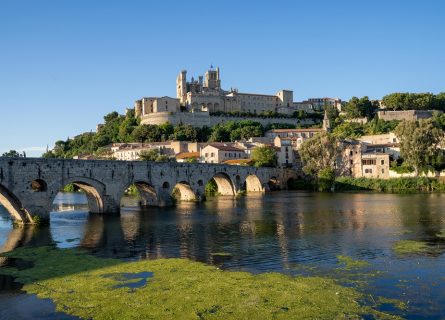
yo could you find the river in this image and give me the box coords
[0,191,444,319]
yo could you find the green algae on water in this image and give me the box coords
[0,247,400,320]
[393,240,429,254]
[337,255,370,270]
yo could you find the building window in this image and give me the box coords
[381,159,384,165]
[362,159,376,165]
[381,169,385,174]
[349,150,353,156]
[211,153,215,157]
[365,169,373,174]
[205,153,208,157]
[350,160,353,165]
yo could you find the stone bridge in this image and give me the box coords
[0,158,296,224]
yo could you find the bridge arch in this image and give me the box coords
[0,183,30,223]
[172,181,197,201]
[50,177,105,214]
[244,174,264,192]
[120,181,158,208]
[208,172,235,196]
[268,176,280,191]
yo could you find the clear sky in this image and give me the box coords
[1,0,444,156]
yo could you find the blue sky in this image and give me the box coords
[1,0,444,156]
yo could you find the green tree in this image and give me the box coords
[139,149,175,162]
[299,132,341,178]
[332,122,364,139]
[1,150,20,157]
[251,146,277,167]
[395,119,443,175]
[343,96,377,119]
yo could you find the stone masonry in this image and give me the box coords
[0,158,296,224]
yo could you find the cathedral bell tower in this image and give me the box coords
[323,109,331,132]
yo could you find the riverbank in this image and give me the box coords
[335,177,445,192]
[289,176,445,193]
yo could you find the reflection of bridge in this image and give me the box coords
[0,158,296,223]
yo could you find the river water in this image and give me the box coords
[0,191,445,319]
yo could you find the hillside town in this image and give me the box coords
[5,66,436,191]
[37,67,437,184]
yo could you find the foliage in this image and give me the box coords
[395,119,443,175]
[299,132,341,178]
[139,149,174,162]
[0,246,398,320]
[343,96,378,119]
[209,120,265,143]
[205,179,218,195]
[334,177,445,192]
[251,146,277,168]
[317,168,335,191]
[389,161,414,174]
[382,92,445,111]
[364,118,399,135]
[332,122,365,139]
[1,150,20,157]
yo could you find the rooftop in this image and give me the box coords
[206,143,244,152]
[176,152,200,160]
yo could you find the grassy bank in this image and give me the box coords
[0,247,399,319]
[335,177,445,192]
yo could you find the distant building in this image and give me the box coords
[273,137,294,168]
[134,66,324,127]
[111,141,199,161]
[200,143,247,164]
[265,128,323,139]
[343,140,391,179]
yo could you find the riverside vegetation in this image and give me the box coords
[0,246,401,320]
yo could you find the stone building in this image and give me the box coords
[343,140,390,179]
[200,143,247,164]
[135,67,321,127]
[265,128,323,139]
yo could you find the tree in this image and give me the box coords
[343,96,377,119]
[251,146,277,167]
[299,132,341,178]
[139,149,175,162]
[395,119,443,175]
[2,150,20,157]
[332,122,364,139]
[139,149,161,161]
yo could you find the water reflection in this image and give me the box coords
[0,192,445,318]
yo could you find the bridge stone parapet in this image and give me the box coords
[0,158,296,224]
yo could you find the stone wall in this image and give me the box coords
[377,110,439,121]
[140,111,317,127]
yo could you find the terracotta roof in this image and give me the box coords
[176,152,200,159]
[206,143,244,152]
[223,159,253,165]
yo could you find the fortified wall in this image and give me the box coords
[140,112,317,127]
[377,110,439,121]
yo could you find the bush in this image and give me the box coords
[334,177,445,192]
